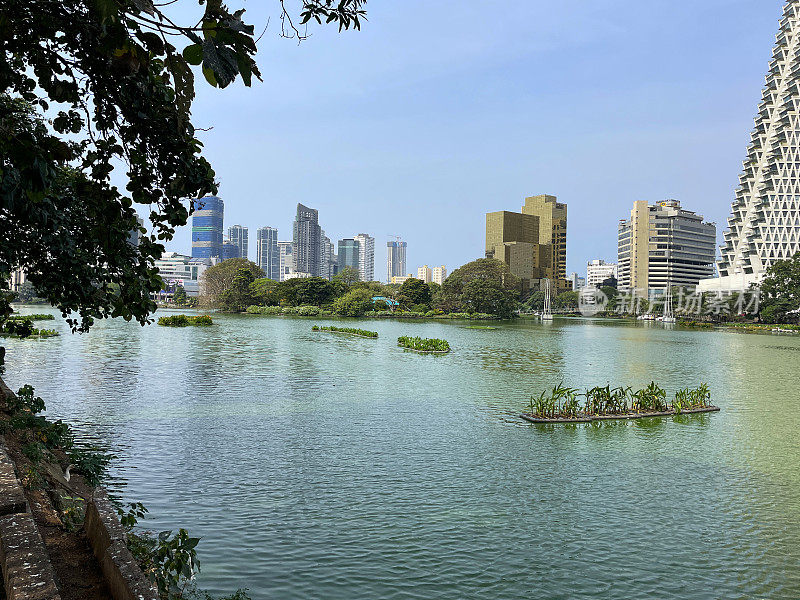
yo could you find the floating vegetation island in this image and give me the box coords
[7,314,55,321]
[312,325,378,338]
[465,325,498,330]
[157,314,213,327]
[1,317,59,338]
[521,383,719,423]
[397,336,451,354]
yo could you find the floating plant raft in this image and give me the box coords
[520,383,720,424]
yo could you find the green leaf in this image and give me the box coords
[182,43,203,66]
[201,66,218,87]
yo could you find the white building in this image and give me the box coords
[154,252,213,297]
[569,272,586,290]
[618,200,716,293]
[432,266,447,285]
[278,241,293,282]
[586,260,618,288]
[390,275,414,285]
[417,265,432,283]
[353,233,375,282]
[8,268,27,293]
[284,271,313,280]
[700,1,800,292]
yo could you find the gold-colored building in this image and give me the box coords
[485,194,569,293]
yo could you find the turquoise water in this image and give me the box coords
[4,308,800,599]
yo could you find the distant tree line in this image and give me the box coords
[200,258,523,319]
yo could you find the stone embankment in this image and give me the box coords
[0,378,158,600]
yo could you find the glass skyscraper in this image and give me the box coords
[257,227,280,280]
[192,196,224,259]
[337,238,361,276]
[387,240,407,282]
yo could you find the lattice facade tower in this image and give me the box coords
[710,0,800,290]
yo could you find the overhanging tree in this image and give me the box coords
[0,0,366,332]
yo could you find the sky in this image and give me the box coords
[155,0,784,280]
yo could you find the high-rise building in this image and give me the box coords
[521,194,568,290]
[569,272,586,290]
[432,266,447,285]
[293,203,321,277]
[319,231,336,280]
[192,196,224,259]
[353,233,375,282]
[228,225,249,260]
[699,1,800,292]
[417,265,432,283]
[618,200,716,293]
[387,240,407,282]
[278,241,293,282]
[586,260,618,288]
[486,194,570,293]
[337,239,361,276]
[256,227,280,281]
[222,240,240,260]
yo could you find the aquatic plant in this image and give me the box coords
[157,314,213,327]
[312,325,378,338]
[397,336,451,353]
[631,382,668,412]
[7,313,54,321]
[527,382,712,421]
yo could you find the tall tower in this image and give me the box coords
[228,225,249,260]
[292,203,321,276]
[353,233,375,282]
[387,239,407,282]
[192,196,224,259]
[256,227,279,280]
[707,1,800,291]
[521,194,568,290]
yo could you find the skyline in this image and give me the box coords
[153,0,783,277]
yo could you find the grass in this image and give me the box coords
[527,382,714,420]
[312,325,378,338]
[157,314,213,327]
[397,336,451,353]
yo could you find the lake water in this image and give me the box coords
[4,307,800,599]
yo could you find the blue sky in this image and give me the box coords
[158,0,783,279]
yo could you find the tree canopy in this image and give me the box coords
[200,258,263,306]
[1,0,366,332]
[437,259,521,318]
[759,252,800,323]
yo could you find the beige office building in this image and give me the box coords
[432,266,447,285]
[485,194,568,292]
[618,200,716,293]
[417,265,432,283]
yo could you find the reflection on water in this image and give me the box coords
[4,308,800,599]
